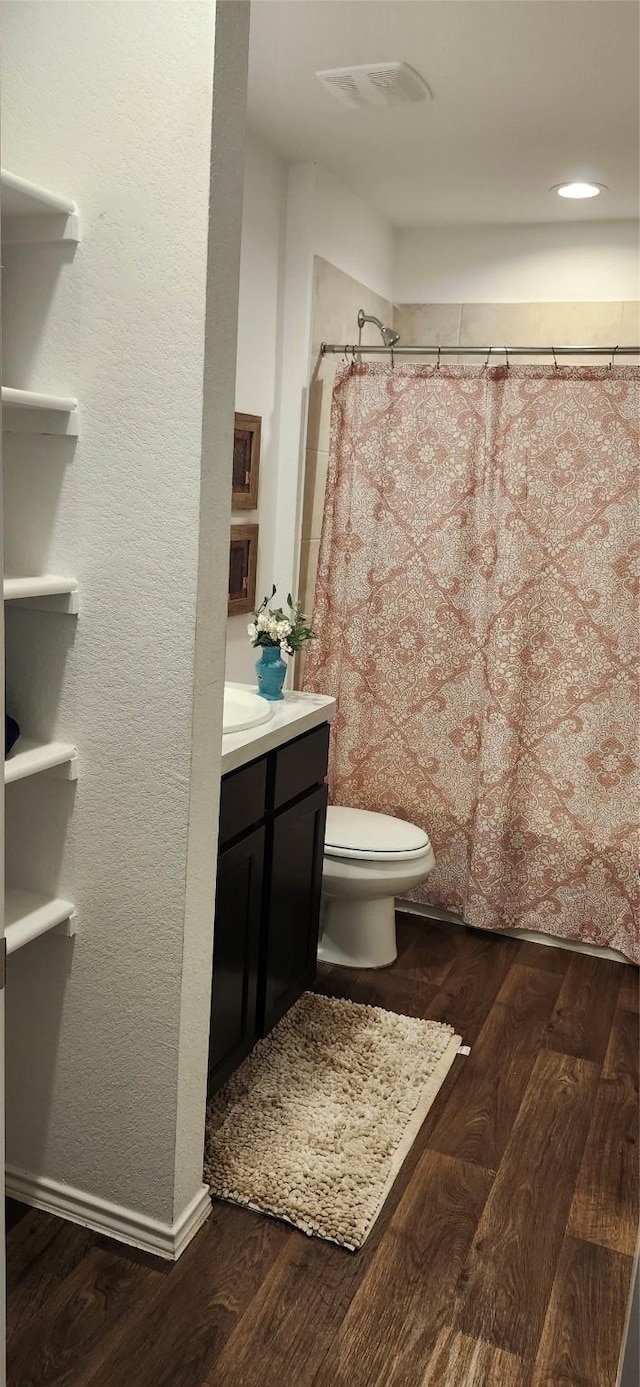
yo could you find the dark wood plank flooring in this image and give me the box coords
[6,915,638,1387]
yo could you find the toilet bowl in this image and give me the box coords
[319,806,436,969]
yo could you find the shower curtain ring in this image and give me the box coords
[504,346,509,370]
[436,346,441,372]
[483,346,492,372]
[552,346,558,370]
[609,345,619,370]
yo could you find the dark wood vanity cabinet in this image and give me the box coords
[207,722,329,1094]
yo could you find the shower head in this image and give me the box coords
[358,308,400,349]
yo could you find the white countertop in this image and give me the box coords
[221,684,336,775]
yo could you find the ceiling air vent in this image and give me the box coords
[316,62,431,110]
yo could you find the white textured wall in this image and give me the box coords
[226,132,287,684]
[2,0,248,1230]
[310,164,395,303]
[395,220,640,303]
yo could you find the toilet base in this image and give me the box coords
[318,895,397,969]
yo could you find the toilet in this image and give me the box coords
[319,806,436,969]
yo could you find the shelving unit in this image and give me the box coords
[2,167,80,999]
[1,169,80,243]
[5,890,76,954]
[4,737,78,785]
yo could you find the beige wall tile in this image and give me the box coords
[620,300,640,351]
[297,536,321,687]
[293,647,306,691]
[294,644,315,691]
[308,257,393,449]
[301,449,329,543]
[459,302,541,362]
[298,537,321,618]
[307,352,337,453]
[394,303,462,348]
[537,302,624,363]
[311,256,394,354]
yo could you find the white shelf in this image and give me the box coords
[1,170,75,217]
[4,574,78,605]
[5,737,78,785]
[1,169,80,242]
[4,574,79,612]
[5,889,76,954]
[2,386,79,436]
[2,386,77,412]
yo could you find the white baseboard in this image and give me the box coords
[397,899,633,965]
[5,1165,212,1261]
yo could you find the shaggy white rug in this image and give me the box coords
[204,991,461,1250]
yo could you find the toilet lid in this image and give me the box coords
[325,806,431,861]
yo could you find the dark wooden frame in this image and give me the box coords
[232,413,261,510]
[228,523,258,616]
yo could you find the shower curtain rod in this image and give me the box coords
[320,342,640,358]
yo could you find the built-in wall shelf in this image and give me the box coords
[2,386,79,437]
[1,169,80,243]
[4,575,79,613]
[5,889,77,954]
[5,737,78,785]
[2,387,77,412]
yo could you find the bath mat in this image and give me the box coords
[204,991,461,1250]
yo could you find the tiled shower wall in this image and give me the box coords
[297,262,638,684]
[397,300,640,360]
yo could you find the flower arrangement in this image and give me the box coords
[248,586,315,657]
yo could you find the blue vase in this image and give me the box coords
[256,644,287,701]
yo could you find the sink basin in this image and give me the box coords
[223,687,274,735]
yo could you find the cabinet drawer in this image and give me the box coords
[219,756,267,847]
[273,723,330,811]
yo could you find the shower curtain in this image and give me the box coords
[304,363,640,963]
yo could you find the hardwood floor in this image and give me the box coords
[5,916,638,1387]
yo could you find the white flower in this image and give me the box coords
[252,605,297,650]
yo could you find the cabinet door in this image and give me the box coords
[207,825,264,1093]
[260,783,328,1037]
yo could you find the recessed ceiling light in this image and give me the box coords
[552,181,607,199]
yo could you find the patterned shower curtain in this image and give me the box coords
[304,363,640,963]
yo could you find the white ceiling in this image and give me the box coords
[248,0,640,227]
